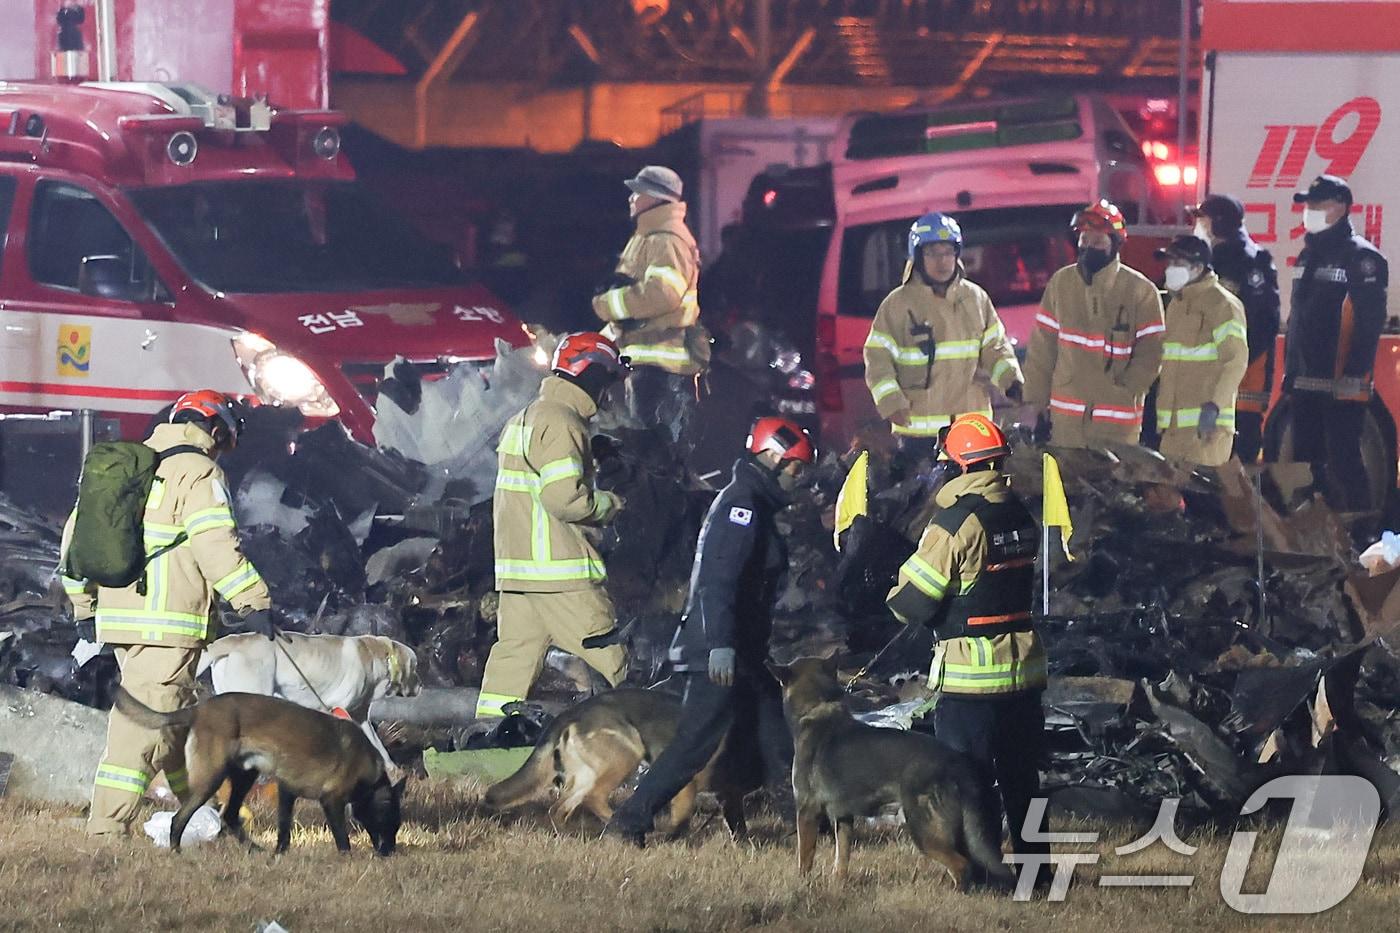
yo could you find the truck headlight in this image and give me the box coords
[232,333,340,417]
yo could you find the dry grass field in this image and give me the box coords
[3,780,1400,932]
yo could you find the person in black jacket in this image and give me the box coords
[602,417,816,847]
[1191,194,1281,463]
[1283,175,1388,509]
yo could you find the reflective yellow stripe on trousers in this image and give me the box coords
[94,763,150,795]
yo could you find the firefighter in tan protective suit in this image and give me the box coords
[475,333,630,720]
[1153,235,1249,467]
[864,212,1023,452]
[885,413,1049,887]
[61,390,274,836]
[1023,200,1166,449]
[592,166,709,450]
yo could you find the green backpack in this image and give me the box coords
[63,441,208,589]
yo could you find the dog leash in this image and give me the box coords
[843,623,920,693]
[271,637,337,715]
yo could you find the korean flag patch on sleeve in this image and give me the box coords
[728,506,753,526]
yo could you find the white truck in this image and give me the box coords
[1199,0,1400,507]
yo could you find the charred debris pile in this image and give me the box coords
[4,359,1400,821]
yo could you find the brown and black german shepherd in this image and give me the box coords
[769,657,1014,889]
[114,688,406,855]
[483,688,749,837]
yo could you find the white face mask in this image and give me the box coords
[1302,208,1332,234]
[1193,220,1212,242]
[1164,265,1194,292]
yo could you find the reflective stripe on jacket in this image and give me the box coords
[1156,273,1249,467]
[1023,258,1165,448]
[60,422,270,648]
[885,470,1047,697]
[493,376,619,592]
[863,272,1022,437]
[592,202,709,375]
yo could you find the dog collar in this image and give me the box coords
[387,648,400,689]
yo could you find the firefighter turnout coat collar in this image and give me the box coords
[61,422,270,648]
[1023,257,1166,448]
[863,272,1023,437]
[493,375,620,592]
[592,201,710,376]
[885,469,1046,697]
[1157,272,1249,467]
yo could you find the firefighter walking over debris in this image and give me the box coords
[863,212,1023,451]
[1283,174,1389,510]
[60,390,275,836]
[1023,200,1165,449]
[1190,194,1280,464]
[477,333,631,721]
[592,166,711,451]
[885,413,1050,885]
[1153,235,1249,468]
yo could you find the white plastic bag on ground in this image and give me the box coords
[70,638,102,668]
[1360,531,1400,575]
[853,699,928,731]
[143,805,221,847]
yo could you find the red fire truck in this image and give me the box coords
[0,3,528,444]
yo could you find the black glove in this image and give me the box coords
[581,628,622,650]
[1197,401,1220,439]
[1033,410,1053,445]
[593,272,637,297]
[591,434,623,462]
[242,608,280,641]
[1005,381,1024,403]
[581,618,636,650]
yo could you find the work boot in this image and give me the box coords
[600,818,647,849]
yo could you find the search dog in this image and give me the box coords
[114,687,405,855]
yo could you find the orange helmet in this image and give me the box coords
[939,413,1009,467]
[551,332,629,379]
[1072,199,1128,240]
[747,416,816,464]
[169,389,247,446]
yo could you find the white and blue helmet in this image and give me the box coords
[908,212,963,260]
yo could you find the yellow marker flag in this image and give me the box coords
[1042,452,1074,561]
[834,450,869,552]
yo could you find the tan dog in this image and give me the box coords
[113,688,406,855]
[484,688,749,836]
[200,633,420,777]
[769,657,1014,888]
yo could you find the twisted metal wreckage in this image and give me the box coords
[3,343,1400,825]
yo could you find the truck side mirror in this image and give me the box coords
[78,254,143,302]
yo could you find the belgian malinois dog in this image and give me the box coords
[769,657,1014,889]
[114,688,406,855]
[484,688,749,836]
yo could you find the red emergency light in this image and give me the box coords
[1153,162,1198,188]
